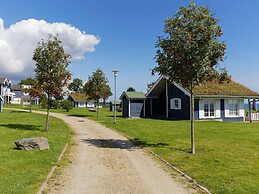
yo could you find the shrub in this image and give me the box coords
[61,100,73,112]
[51,100,61,109]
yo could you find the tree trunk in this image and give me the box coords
[190,90,195,154]
[96,99,99,118]
[45,97,50,132]
[29,96,32,113]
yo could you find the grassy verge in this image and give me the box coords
[10,105,259,193]
[0,109,71,194]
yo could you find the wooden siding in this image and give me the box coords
[151,90,166,116]
[167,83,190,120]
[122,96,129,117]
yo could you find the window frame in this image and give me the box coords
[170,98,181,110]
[203,100,216,118]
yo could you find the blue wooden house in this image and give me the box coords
[120,91,146,118]
[145,76,259,122]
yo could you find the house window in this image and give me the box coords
[170,98,181,110]
[229,100,238,116]
[204,100,215,117]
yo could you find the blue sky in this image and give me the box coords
[1,0,259,98]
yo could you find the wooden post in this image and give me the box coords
[248,99,252,123]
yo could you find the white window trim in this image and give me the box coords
[199,99,221,119]
[170,98,181,110]
[225,99,244,118]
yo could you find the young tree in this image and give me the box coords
[127,87,136,92]
[102,85,112,104]
[84,68,111,117]
[68,78,83,92]
[33,35,71,132]
[153,2,228,154]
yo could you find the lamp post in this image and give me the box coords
[112,70,119,124]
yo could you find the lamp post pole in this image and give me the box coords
[112,70,118,124]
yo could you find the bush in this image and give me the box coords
[61,100,73,112]
[40,99,48,109]
[51,100,61,109]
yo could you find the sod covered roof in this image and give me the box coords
[120,91,146,100]
[69,93,89,102]
[193,80,259,97]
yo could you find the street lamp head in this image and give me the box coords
[112,70,119,77]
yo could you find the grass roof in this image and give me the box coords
[123,91,146,99]
[69,93,89,102]
[193,80,259,97]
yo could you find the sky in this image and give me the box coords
[1,0,259,99]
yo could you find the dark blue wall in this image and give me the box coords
[145,99,151,117]
[167,83,190,120]
[194,99,199,120]
[152,90,166,116]
[122,96,129,117]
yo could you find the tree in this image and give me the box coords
[153,2,229,154]
[127,87,136,92]
[33,35,71,132]
[84,68,111,117]
[102,85,112,104]
[61,99,73,112]
[68,78,83,92]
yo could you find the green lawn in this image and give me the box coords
[0,109,71,194]
[34,106,258,194]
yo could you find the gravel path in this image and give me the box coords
[33,111,198,194]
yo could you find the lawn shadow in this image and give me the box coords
[81,138,140,150]
[131,138,169,147]
[10,110,29,114]
[107,115,123,118]
[0,124,42,131]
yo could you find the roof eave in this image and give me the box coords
[195,94,259,99]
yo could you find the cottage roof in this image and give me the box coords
[194,80,259,97]
[120,91,146,100]
[147,76,259,98]
[69,93,89,102]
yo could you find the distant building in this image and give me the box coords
[68,93,95,108]
[0,77,14,104]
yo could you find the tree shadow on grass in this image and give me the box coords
[10,110,30,114]
[0,124,42,131]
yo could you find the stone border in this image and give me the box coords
[37,144,68,194]
[145,147,211,194]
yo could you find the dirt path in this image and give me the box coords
[30,110,198,194]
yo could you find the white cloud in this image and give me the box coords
[0,18,100,77]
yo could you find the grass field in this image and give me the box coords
[8,105,259,193]
[0,109,71,194]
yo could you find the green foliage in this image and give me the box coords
[60,99,73,112]
[33,35,71,131]
[126,87,136,92]
[40,99,48,109]
[19,77,36,85]
[84,68,112,102]
[153,2,228,89]
[0,110,71,193]
[33,35,71,101]
[68,78,83,92]
[52,100,61,109]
